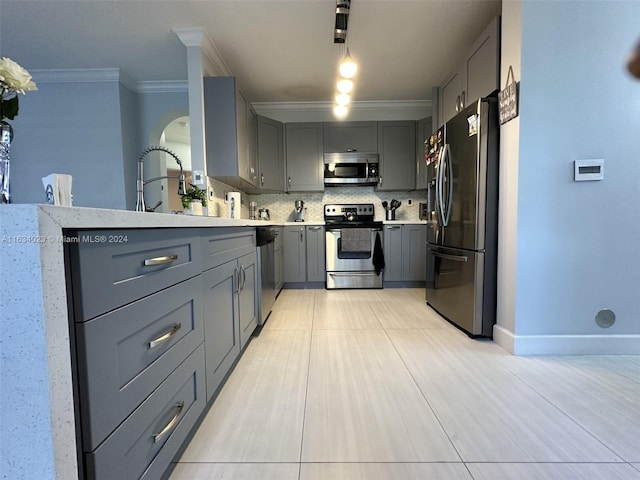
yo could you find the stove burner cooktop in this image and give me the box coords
[324,203,379,226]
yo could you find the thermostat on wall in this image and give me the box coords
[574,159,604,181]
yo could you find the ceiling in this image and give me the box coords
[0,0,501,104]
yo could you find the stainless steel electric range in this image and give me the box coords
[324,203,385,289]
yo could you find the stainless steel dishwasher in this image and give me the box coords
[256,227,276,325]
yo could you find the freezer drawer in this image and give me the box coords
[425,244,493,337]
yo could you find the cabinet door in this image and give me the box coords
[246,103,258,186]
[283,226,306,283]
[402,225,427,281]
[285,123,324,192]
[202,260,240,401]
[377,121,416,191]
[440,70,462,126]
[238,252,258,349]
[415,117,432,190]
[274,227,284,292]
[383,225,403,281]
[305,226,326,282]
[236,90,249,181]
[257,115,284,191]
[323,122,377,153]
[464,16,500,105]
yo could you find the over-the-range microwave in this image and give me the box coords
[323,152,379,186]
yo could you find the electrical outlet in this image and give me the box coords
[407,198,413,206]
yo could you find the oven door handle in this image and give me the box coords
[329,272,380,277]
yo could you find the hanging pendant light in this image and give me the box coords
[339,47,358,78]
[337,78,353,94]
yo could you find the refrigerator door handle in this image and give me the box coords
[436,146,446,225]
[443,143,453,226]
[428,248,468,263]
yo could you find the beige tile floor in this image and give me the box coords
[170,288,640,480]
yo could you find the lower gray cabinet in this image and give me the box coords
[85,345,206,480]
[283,225,325,284]
[274,227,284,293]
[284,226,306,283]
[237,251,258,350]
[383,225,404,282]
[383,224,427,282]
[305,226,325,282]
[202,260,241,402]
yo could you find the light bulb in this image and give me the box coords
[336,93,351,105]
[337,79,353,94]
[333,104,348,118]
[339,48,358,78]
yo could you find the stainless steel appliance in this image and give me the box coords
[256,227,276,325]
[324,203,384,289]
[323,152,379,186]
[294,200,305,222]
[425,95,499,337]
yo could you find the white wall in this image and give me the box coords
[497,0,640,353]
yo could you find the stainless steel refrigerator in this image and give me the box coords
[425,96,499,337]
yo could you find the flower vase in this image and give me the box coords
[0,122,12,204]
[184,200,203,216]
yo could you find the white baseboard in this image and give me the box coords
[493,325,640,355]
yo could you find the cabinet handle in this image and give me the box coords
[455,95,460,113]
[460,91,465,108]
[143,254,178,266]
[153,402,184,443]
[261,173,264,186]
[234,266,240,294]
[379,176,383,186]
[309,226,322,231]
[386,226,401,230]
[149,323,182,349]
[288,176,292,187]
[240,265,246,291]
[345,148,357,152]
[300,227,304,242]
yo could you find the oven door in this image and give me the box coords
[325,226,383,289]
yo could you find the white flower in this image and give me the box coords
[0,57,37,95]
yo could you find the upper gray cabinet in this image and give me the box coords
[438,16,500,126]
[323,121,378,153]
[377,121,416,192]
[285,122,324,192]
[255,115,284,192]
[203,76,258,190]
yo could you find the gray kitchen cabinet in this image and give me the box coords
[415,117,432,190]
[383,224,427,283]
[285,122,324,192]
[204,76,258,190]
[201,228,258,400]
[306,225,326,282]
[67,228,206,480]
[437,16,500,126]
[255,115,284,192]
[377,121,416,191]
[283,225,306,283]
[274,226,284,294]
[323,121,378,153]
[383,225,404,282]
[402,224,427,282]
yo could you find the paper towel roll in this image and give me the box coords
[42,173,73,206]
[226,192,241,219]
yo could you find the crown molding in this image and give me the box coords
[252,99,432,121]
[30,68,187,94]
[173,26,232,76]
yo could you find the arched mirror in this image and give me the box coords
[162,116,191,212]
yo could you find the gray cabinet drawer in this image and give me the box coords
[75,275,204,450]
[201,227,256,271]
[70,228,202,320]
[85,345,206,480]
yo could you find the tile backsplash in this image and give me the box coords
[206,181,427,222]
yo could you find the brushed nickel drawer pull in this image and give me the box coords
[329,272,378,277]
[143,254,178,266]
[149,323,182,349]
[153,401,184,443]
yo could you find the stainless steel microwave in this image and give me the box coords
[323,152,379,186]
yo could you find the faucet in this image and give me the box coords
[135,146,186,212]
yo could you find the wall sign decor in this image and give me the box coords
[498,65,519,125]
